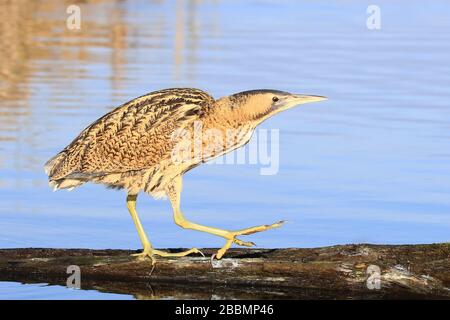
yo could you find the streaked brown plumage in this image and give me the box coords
[45,88,326,262]
[46,88,213,196]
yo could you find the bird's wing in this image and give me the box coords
[46,88,214,180]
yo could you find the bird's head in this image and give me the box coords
[223,89,327,124]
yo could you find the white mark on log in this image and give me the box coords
[211,258,241,269]
[337,262,354,274]
[30,258,50,262]
[393,264,409,273]
[264,277,287,282]
[93,263,107,267]
[382,265,442,293]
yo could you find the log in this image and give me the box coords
[1,244,449,299]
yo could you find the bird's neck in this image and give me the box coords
[209,98,258,129]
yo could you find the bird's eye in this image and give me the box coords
[272,96,279,102]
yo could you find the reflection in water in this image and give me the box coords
[0,279,384,300]
[0,1,32,101]
[0,0,450,299]
[0,0,213,173]
[0,0,34,153]
[109,1,128,94]
[186,0,199,79]
[174,0,185,80]
[174,0,205,80]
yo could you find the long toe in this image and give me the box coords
[233,238,256,247]
[152,247,205,258]
[235,220,286,236]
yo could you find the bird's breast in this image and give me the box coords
[197,123,255,162]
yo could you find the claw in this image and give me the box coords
[194,248,206,258]
[131,247,203,265]
[233,238,256,247]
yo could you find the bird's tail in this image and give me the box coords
[48,178,84,192]
[45,152,83,191]
[44,152,65,177]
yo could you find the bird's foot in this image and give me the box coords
[132,247,205,265]
[213,220,285,260]
[131,249,157,265]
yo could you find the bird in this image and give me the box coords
[45,88,326,264]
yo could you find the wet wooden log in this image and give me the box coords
[0,244,449,299]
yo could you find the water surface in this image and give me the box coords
[0,282,132,300]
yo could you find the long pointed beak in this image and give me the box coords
[270,93,327,114]
[292,94,328,104]
[274,94,327,111]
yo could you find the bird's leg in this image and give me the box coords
[167,177,284,260]
[126,194,204,265]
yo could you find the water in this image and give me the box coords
[0,0,449,299]
[0,282,132,300]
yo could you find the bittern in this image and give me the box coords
[45,88,326,263]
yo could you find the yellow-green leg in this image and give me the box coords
[126,194,204,265]
[166,176,284,260]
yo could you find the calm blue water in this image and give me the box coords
[0,0,449,299]
[0,282,132,300]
